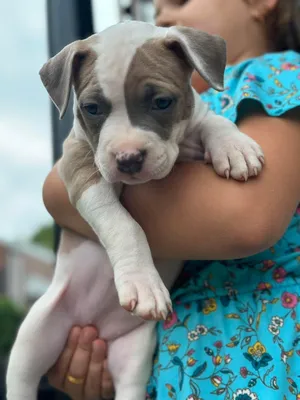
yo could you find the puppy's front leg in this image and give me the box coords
[198,107,265,181]
[60,136,171,320]
[78,180,171,319]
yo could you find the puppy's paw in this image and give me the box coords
[206,131,264,181]
[114,268,172,321]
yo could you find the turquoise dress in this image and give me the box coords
[147,51,300,400]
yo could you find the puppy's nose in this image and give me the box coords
[116,150,146,174]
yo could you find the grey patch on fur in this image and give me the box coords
[165,26,226,91]
[76,90,112,150]
[124,38,194,140]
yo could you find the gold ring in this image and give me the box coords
[67,375,84,385]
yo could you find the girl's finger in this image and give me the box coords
[64,326,98,400]
[47,326,81,389]
[84,339,106,399]
[101,359,115,400]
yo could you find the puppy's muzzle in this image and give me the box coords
[116,150,147,174]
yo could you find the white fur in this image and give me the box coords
[184,92,264,179]
[7,21,265,400]
[76,181,172,319]
[6,231,176,400]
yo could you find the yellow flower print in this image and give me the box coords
[203,298,217,315]
[274,79,283,88]
[187,357,197,367]
[167,343,180,353]
[213,355,223,366]
[248,342,266,358]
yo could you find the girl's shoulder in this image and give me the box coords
[200,51,300,122]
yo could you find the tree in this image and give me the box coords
[0,296,26,358]
[31,224,54,250]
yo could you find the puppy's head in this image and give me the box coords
[40,21,226,184]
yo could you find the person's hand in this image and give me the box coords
[47,326,114,400]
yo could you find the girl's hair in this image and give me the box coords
[267,0,300,51]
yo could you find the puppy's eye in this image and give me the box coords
[83,103,100,115]
[152,97,173,110]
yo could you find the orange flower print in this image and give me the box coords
[257,282,272,291]
[212,355,222,366]
[187,357,197,367]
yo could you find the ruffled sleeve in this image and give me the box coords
[200,50,300,123]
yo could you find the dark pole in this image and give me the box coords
[41,4,94,397]
[46,0,94,252]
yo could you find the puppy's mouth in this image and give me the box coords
[111,156,170,184]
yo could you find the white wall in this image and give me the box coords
[92,0,121,32]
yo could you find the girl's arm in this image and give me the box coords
[43,110,300,260]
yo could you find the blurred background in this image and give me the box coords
[0,1,154,398]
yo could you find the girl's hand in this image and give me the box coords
[47,326,114,400]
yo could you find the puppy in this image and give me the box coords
[6,21,264,400]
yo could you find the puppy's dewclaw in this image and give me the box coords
[115,268,171,321]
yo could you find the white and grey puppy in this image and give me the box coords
[6,21,264,400]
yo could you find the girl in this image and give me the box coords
[45,0,300,398]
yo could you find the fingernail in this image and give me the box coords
[130,299,137,311]
[161,311,167,320]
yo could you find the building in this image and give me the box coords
[92,0,154,32]
[0,241,55,308]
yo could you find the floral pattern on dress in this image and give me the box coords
[147,266,300,399]
[147,51,300,399]
[201,50,300,121]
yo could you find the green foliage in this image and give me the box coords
[31,224,54,250]
[0,296,26,357]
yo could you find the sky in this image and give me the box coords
[0,0,154,244]
[0,1,52,243]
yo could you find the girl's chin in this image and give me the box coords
[191,71,210,94]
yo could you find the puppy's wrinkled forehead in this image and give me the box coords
[93,22,166,90]
[75,22,159,92]
[75,21,193,142]
[41,21,225,129]
[81,22,180,101]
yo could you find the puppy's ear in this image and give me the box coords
[165,26,226,91]
[39,41,86,119]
